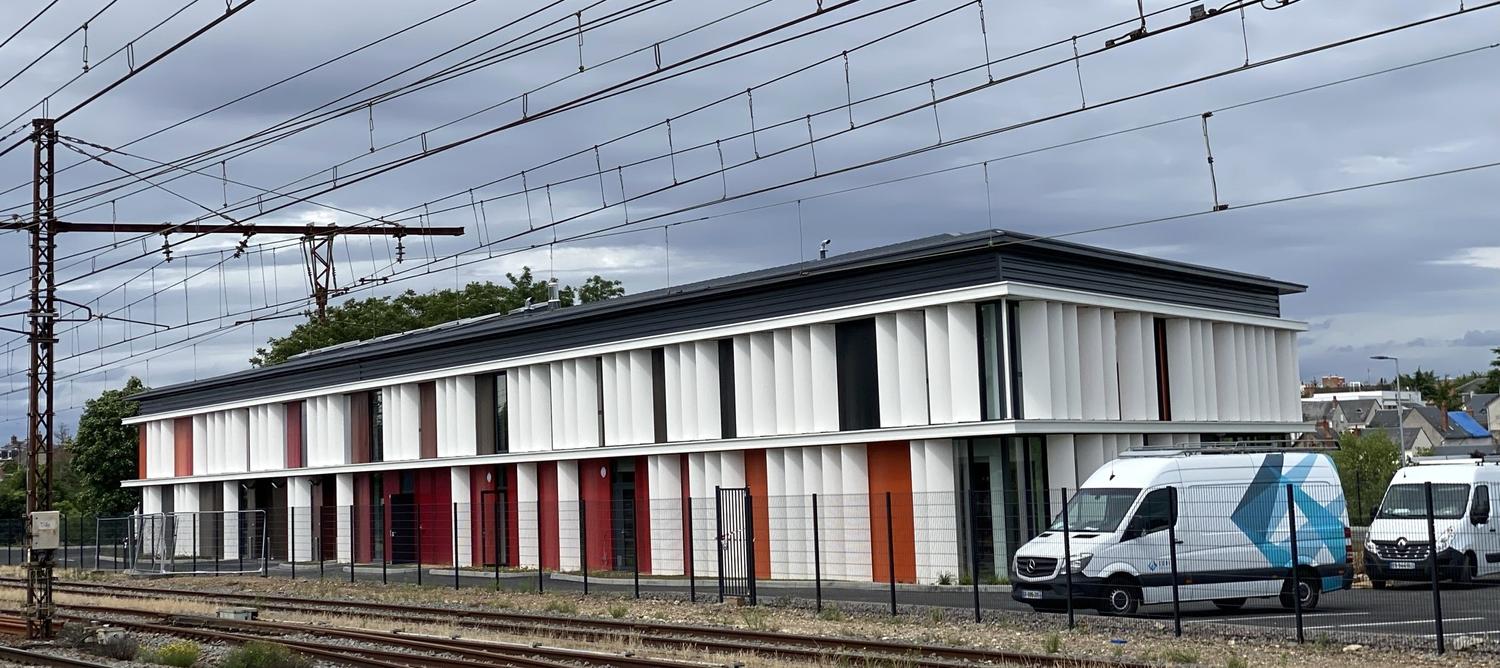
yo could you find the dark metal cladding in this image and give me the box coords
[134,230,1303,414]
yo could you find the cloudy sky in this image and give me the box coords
[0,0,1495,431]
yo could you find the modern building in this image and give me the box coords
[122,230,1309,584]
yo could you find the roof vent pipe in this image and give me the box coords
[818,239,832,260]
[547,277,561,307]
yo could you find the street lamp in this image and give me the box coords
[1371,355,1406,460]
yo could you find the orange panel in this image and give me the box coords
[743,450,772,579]
[866,441,916,584]
[173,417,193,477]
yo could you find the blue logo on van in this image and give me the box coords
[1229,454,1346,568]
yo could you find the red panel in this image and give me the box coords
[284,401,304,468]
[538,462,559,570]
[418,382,437,459]
[505,465,520,566]
[867,441,917,584]
[634,455,652,575]
[349,392,370,464]
[173,417,193,477]
[137,424,147,479]
[579,459,612,571]
[743,450,771,579]
[414,468,452,565]
[354,474,373,563]
[470,465,499,566]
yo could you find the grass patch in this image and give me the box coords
[608,603,629,619]
[140,640,202,667]
[1160,647,1200,664]
[1226,656,1249,668]
[544,599,578,615]
[816,604,847,622]
[222,641,311,668]
[1043,632,1061,655]
[739,607,777,631]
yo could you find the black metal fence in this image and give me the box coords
[6,483,1487,654]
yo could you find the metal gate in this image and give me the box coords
[715,487,757,604]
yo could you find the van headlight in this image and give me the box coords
[1436,526,1456,552]
[1364,540,1378,557]
[1068,553,1093,574]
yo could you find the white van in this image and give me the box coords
[1010,450,1352,615]
[1365,461,1500,587]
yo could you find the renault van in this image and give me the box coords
[1010,450,1352,615]
[1365,461,1500,587]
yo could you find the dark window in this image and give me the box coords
[1473,485,1491,522]
[651,348,667,443]
[496,372,509,453]
[370,390,384,463]
[717,339,736,439]
[1125,488,1175,538]
[1153,317,1171,421]
[978,301,1008,420]
[835,318,880,430]
[595,358,605,443]
[1007,301,1023,419]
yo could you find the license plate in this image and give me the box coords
[1392,561,1416,570]
[1022,590,1043,600]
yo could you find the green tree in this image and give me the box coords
[1483,346,1500,394]
[1332,430,1402,525]
[1431,378,1464,412]
[68,376,147,517]
[252,268,624,366]
[1398,367,1439,400]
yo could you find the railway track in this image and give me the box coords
[3,577,1151,667]
[0,644,103,668]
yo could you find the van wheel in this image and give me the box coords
[1457,553,1477,584]
[1280,573,1320,610]
[1101,578,1141,616]
[1213,598,1247,611]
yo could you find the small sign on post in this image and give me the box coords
[30,511,59,551]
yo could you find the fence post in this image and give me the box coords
[415,504,423,587]
[1286,484,1303,643]
[886,491,896,616]
[191,513,198,576]
[318,510,325,580]
[745,492,758,607]
[94,518,101,573]
[1425,481,1445,654]
[350,505,356,584]
[260,512,268,577]
[812,493,822,613]
[537,500,545,594]
[61,516,68,573]
[581,498,590,596]
[381,503,388,585]
[685,496,695,603]
[214,514,221,577]
[290,507,297,581]
[1062,487,1075,630]
[966,490,980,623]
[1167,486,1182,638]
[492,498,501,591]
[453,502,461,591]
[632,498,640,600]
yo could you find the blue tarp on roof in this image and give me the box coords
[1449,411,1492,438]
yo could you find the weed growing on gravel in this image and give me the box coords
[222,641,311,668]
[609,603,629,619]
[92,633,140,661]
[926,607,945,625]
[817,605,847,622]
[1160,646,1200,664]
[740,608,777,631]
[140,640,202,667]
[1226,656,1249,668]
[544,599,578,615]
[1044,633,1061,654]
[936,572,955,585]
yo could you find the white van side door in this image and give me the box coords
[1117,486,1176,605]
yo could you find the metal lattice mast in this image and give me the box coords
[26,118,58,639]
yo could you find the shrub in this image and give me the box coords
[816,605,847,622]
[141,640,202,667]
[93,634,139,661]
[1043,633,1061,654]
[544,599,578,615]
[936,571,955,586]
[608,603,629,619]
[221,641,311,668]
[55,622,94,649]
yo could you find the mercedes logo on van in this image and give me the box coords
[1397,537,1408,547]
[1026,558,1036,571]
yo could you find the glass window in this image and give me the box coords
[978,301,1008,420]
[494,372,508,454]
[835,318,880,430]
[651,348,667,443]
[1473,485,1490,518]
[1051,488,1140,532]
[1154,317,1171,421]
[1126,488,1175,536]
[1378,483,1469,519]
[370,390,384,463]
[718,339,736,439]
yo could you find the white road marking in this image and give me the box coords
[1305,617,1483,630]
[1192,611,1369,623]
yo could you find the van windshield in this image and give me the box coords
[1378,483,1469,520]
[1050,488,1140,533]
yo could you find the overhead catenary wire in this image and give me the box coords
[0,0,64,53]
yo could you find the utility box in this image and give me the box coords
[30,511,60,550]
